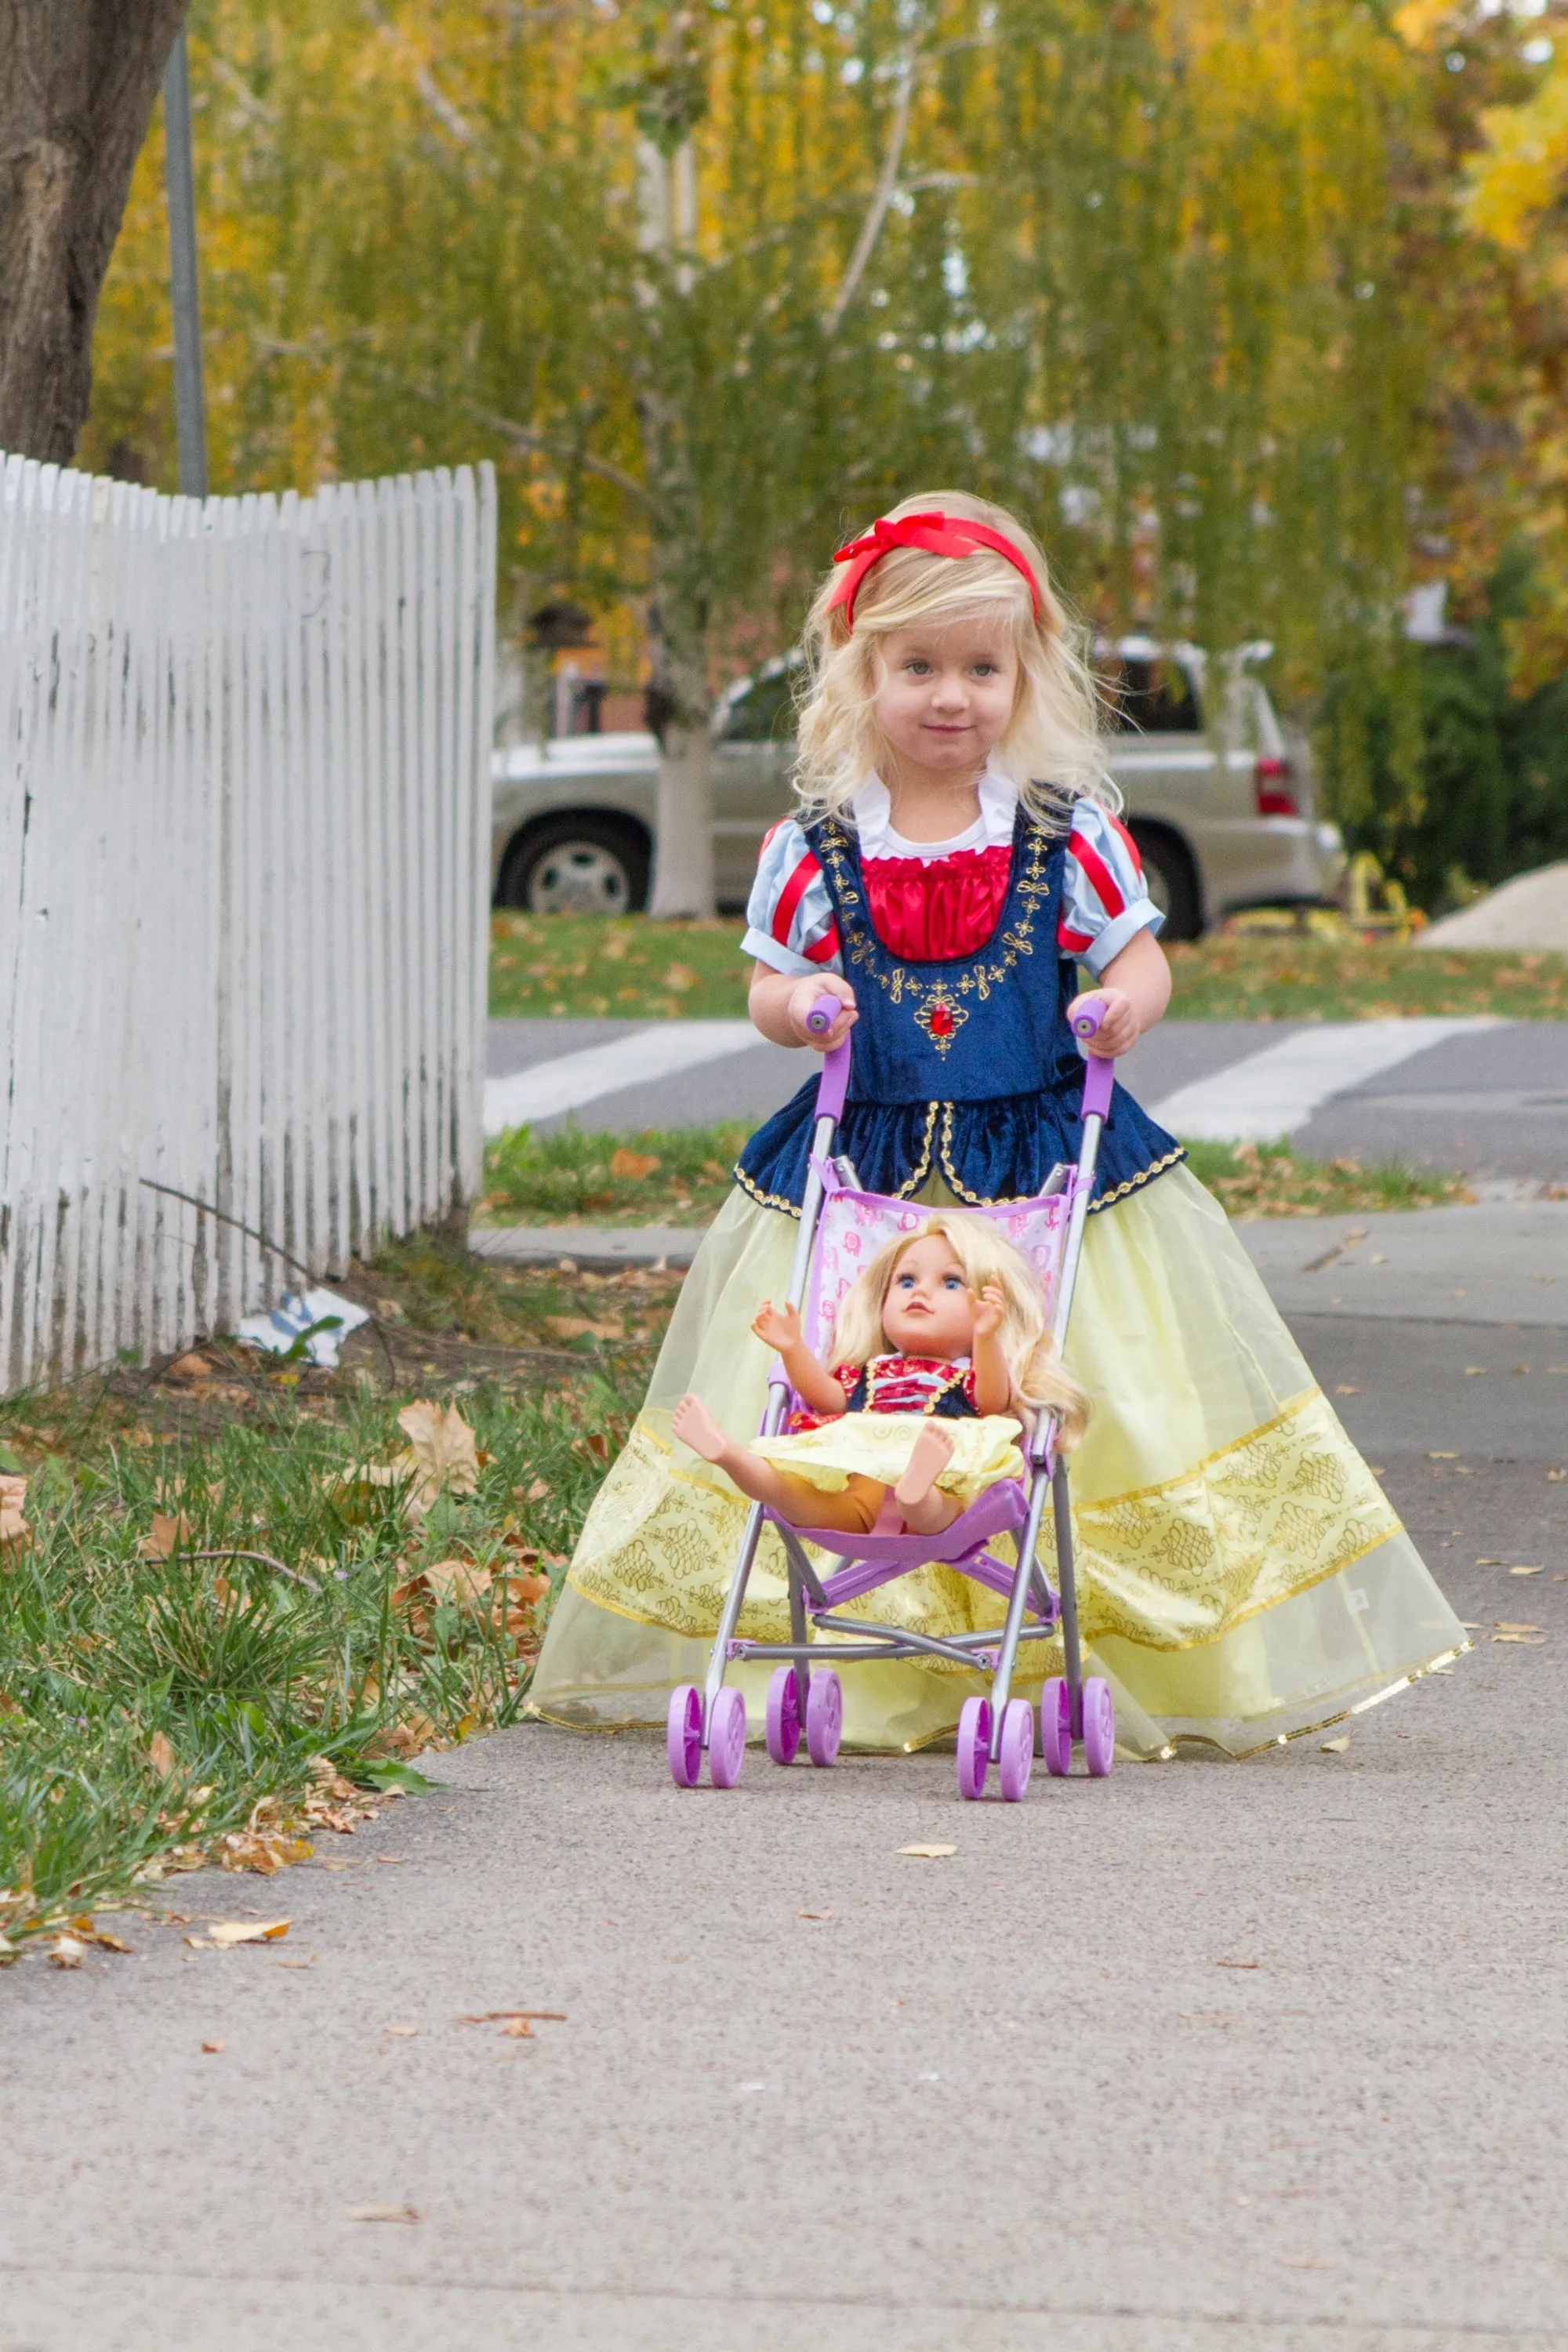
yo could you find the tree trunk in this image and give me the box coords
[649,718,716,919]
[0,0,188,463]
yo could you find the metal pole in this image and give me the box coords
[163,24,209,500]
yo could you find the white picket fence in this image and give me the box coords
[0,452,496,1392]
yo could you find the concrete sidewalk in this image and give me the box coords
[2,1316,1566,2350]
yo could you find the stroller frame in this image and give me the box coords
[666,995,1119,1801]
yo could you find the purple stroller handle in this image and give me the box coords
[1073,995,1115,1122]
[806,993,851,1120]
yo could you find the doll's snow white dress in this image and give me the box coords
[528,766,1466,1757]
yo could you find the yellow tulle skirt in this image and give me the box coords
[752,1411,1024,1503]
[526,1164,1468,1759]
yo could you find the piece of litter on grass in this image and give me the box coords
[201,2039,224,2053]
[208,1918,289,1947]
[236,1287,369,1370]
[1217,1958,1260,1970]
[1320,1735,1350,1754]
[383,2023,419,2037]
[349,2205,418,2223]
[898,1843,957,1859]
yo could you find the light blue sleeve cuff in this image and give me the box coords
[1078,900,1163,978]
[741,926,818,978]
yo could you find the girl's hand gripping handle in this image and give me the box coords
[1072,996,1116,1123]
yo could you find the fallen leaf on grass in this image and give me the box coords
[897,1843,956,1860]
[396,1399,481,1520]
[0,1472,31,1559]
[207,1918,290,1947]
[138,1511,192,1561]
[148,1730,177,1778]
[1320,1736,1350,1753]
[201,2039,224,2053]
[349,2205,418,2224]
[544,1315,624,1342]
[608,1146,659,1181]
[168,1352,212,1380]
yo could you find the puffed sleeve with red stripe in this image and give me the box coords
[1057,799,1164,975]
[742,818,844,977]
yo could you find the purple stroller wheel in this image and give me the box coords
[805,1668,843,1767]
[667,1685,702,1788]
[707,1686,747,1788]
[1040,1678,1072,1777]
[956,1695,991,1799]
[765,1665,801,1765]
[998,1698,1034,1802]
[1082,1676,1115,1777]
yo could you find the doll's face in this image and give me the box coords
[881,1236,978,1360]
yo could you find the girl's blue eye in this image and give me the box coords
[943,1275,962,1289]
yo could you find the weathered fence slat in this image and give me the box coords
[0,454,495,1392]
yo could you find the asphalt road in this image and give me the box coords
[3,1302,1566,2351]
[487,1016,1568,1184]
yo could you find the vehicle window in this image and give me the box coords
[1104,657,1202,735]
[722,670,797,742]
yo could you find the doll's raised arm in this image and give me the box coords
[751,1301,849,1417]
[969,1283,1015,1417]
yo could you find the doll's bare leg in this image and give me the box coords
[672,1396,882,1533]
[894,1423,965,1536]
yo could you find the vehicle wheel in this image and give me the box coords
[707,1686,747,1789]
[956,1695,991,1800]
[497,815,650,916]
[765,1665,801,1766]
[1127,823,1201,943]
[998,1698,1034,1802]
[667,1685,702,1788]
[1082,1677,1116,1777]
[805,1669,843,1768]
[1040,1678,1073,1777]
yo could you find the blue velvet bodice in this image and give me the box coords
[735,809,1183,1215]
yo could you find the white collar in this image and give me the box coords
[851,759,1018,861]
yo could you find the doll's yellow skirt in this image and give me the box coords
[525,1164,1468,1758]
[751,1412,1024,1501]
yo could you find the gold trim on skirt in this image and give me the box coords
[526,1165,1468,1758]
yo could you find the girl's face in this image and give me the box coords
[872,615,1020,788]
[881,1235,979,1359]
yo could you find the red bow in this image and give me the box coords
[826,510,1042,627]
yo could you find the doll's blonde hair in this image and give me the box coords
[792,489,1115,829]
[828,1214,1088,1443]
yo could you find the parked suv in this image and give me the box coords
[490,639,1343,939]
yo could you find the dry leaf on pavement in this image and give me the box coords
[1320,1735,1351,1753]
[201,2039,225,2053]
[207,1918,290,1947]
[349,2205,419,2223]
[383,2023,419,2037]
[897,1843,956,1860]
[46,1935,85,1968]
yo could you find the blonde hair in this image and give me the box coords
[792,489,1115,830]
[828,1214,1088,1444]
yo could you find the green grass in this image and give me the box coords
[0,1241,678,1955]
[1180,1138,1472,1218]
[488,913,1568,1024]
[478,1118,1473,1230]
[479,1120,753,1227]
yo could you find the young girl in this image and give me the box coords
[528,491,1465,1757]
[672,1214,1087,1540]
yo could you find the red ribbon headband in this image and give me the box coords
[826,510,1042,628]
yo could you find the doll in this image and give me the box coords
[672,1214,1086,1539]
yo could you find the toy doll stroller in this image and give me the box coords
[667,996,1119,1803]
